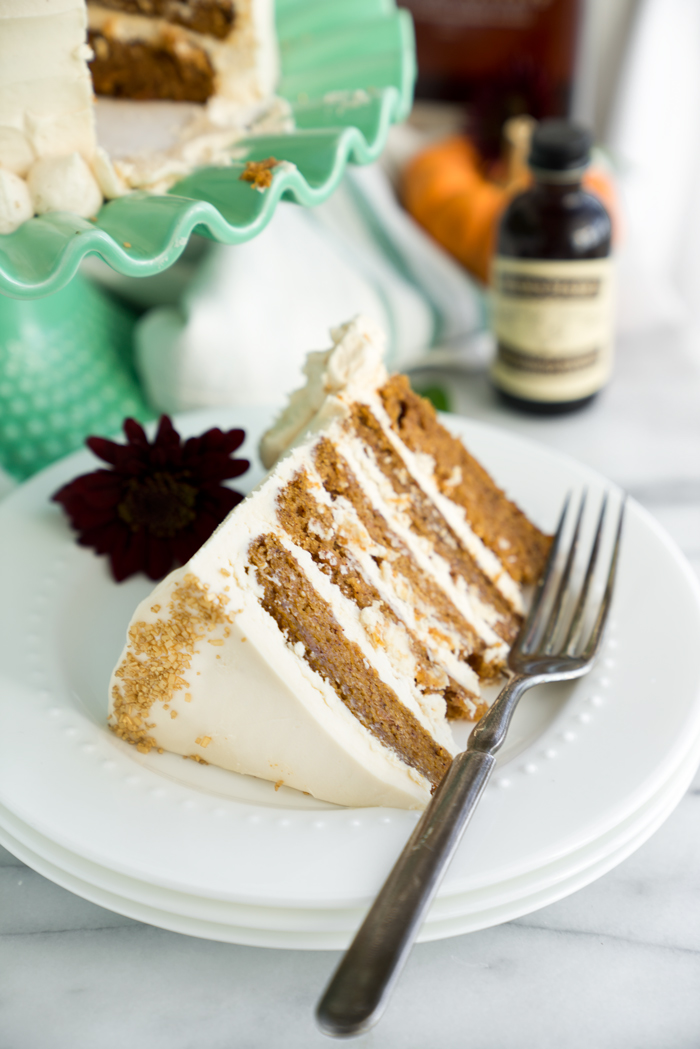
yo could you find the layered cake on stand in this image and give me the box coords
[0,0,282,230]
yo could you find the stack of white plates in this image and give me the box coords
[2,410,699,950]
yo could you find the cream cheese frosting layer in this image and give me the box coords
[259,317,391,470]
[0,0,97,171]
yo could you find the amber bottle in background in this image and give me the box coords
[398,0,581,156]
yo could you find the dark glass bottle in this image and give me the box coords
[399,0,581,158]
[490,120,613,414]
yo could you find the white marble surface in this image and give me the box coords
[2,324,700,1048]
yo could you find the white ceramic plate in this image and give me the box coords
[1,408,700,910]
[2,732,697,948]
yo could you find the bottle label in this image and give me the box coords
[490,256,614,402]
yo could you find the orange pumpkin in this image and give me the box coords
[401,128,618,286]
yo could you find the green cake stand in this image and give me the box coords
[0,0,415,299]
[0,0,415,480]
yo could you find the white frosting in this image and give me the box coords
[27,151,102,216]
[0,127,36,178]
[95,95,292,196]
[0,1,97,167]
[111,572,432,809]
[260,316,389,469]
[0,167,33,233]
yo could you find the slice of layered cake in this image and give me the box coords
[109,318,550,808]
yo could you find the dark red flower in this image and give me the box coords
[53,416,249,582]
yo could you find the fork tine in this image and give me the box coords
[581,496,626,660]
[539,490,587,654]
[562,492,608,654]
[518,492,571,654]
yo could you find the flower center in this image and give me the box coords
[118,473,198,538]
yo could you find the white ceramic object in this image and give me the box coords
[1,408,699,915]
[0,733,698,949]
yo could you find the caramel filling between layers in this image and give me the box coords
[90,1,236,39]
[275,469,481,718]
[89,29,215,101]
[247,534,453,788]
[379,374,552,585]
[348,404,521,648]
[312,438,496,706]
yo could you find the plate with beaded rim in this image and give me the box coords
[1,407,700,910]
[0,724,698,948]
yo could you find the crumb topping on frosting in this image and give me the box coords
[109,572,232,752]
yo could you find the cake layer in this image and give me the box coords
[0,1,97,172]
[247,532,453,788]
[94,1,235,39]
[379,374,551,585]
[87,1,277,104]
[89,26,216,101]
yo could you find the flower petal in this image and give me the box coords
[123,418,149,447]
[144,534,176,581]
[54,414,250,582]
[86,436,128,467]
[111,529,147,582]
[171,529,200,565]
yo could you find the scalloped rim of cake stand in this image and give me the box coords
[0,0,415,299]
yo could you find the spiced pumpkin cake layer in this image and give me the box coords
[379,374,551,585]
[248,533,453,788]
[347,402,521,645]
[92,1,236,39]
[311,435,492,685]
[87,0,276,105]
[275,465,484,720]
[110,317,550,808]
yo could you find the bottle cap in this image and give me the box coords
[529,120,592,173]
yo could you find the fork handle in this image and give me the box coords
[316,673,529,1038]
[315,751,492,1037]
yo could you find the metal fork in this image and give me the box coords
[316,490,626,1038]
